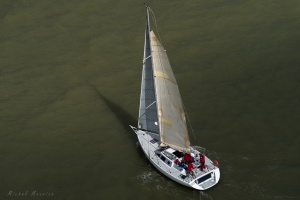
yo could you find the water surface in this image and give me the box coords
[1,0,299,199]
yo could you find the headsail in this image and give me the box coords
[150,31,190,153]
[138,8,159,133]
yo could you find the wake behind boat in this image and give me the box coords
[130,6,220,190]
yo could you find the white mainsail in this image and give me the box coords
[150,31,190,153]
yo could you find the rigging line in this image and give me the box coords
[147,133,150,158]
[148,7,164,48]
[144,0,152,7]
[138,128,159,135]
[182,102,198,144]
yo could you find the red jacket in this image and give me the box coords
[186,163,194,172]
[184,153,191,162]
[200,154,205,163]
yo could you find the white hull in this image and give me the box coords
[131,126,220,190]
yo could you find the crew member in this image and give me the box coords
[200,153,205,171]
[183,153,191,163]
[186,162,196,178]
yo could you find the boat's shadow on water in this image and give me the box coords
[90,85,136,130]
[89,85,145,152]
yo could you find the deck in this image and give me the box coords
[132,127,220,190]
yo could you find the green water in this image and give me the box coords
[1,0,299,199]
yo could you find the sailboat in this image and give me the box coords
[130,6,220,190]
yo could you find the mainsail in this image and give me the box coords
[139,7,190,153]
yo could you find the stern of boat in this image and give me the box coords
[190,167,220,190]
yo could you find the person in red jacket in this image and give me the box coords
[200,154,205,171]
[186,162,196,178]
[184,153,191,163]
